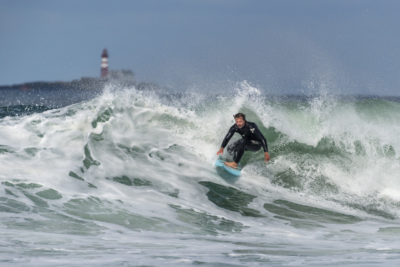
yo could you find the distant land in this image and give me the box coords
[0,69,161,108]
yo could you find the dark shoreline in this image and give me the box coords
[1,77,399,119]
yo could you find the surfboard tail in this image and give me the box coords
[215,158,241,176]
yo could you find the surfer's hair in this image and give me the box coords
[233,113,246,120]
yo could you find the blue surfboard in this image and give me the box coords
[215,158,241,176]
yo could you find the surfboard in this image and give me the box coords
[215,158,241,176]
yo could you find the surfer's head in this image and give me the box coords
[233,113,246,128]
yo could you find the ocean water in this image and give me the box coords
[1,83,400,266]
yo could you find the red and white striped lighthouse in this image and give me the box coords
[101,49,109,78]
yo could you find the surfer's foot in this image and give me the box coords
[224,161,238,169]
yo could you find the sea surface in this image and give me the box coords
[1,82,400,266]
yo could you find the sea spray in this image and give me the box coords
[1,85,400,265]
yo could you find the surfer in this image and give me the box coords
[216,113,270,169]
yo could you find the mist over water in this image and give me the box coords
[1,83,400,266]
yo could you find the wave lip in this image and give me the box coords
[1,86,400,265]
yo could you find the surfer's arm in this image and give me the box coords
[217,126,235,155]
[253,124,269,152]
[220,125,236,149]
[254,126,270,162]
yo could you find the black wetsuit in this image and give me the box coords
[221,121,268,163]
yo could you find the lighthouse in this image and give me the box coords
[101,49,109,78]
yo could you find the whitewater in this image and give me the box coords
[1,82,400,266]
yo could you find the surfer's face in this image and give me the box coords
[235,117,245,128]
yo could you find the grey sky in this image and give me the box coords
[1,0,399,95]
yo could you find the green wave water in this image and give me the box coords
[1,84,400,266]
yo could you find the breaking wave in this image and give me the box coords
[1,83,400,265]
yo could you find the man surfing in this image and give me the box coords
[216,113,270,169]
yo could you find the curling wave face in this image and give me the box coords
[1,83,400,265]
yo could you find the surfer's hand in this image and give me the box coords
[264,152,270,162]
[217,148,224,155]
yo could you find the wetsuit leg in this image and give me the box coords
[227,139,241,155]
[232,139,246,163]
[232,140,262,163]
[245,140,262,152]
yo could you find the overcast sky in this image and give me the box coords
[1,0,400,95]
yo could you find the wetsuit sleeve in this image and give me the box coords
[221,125,236,148]
[253,124,269,152]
